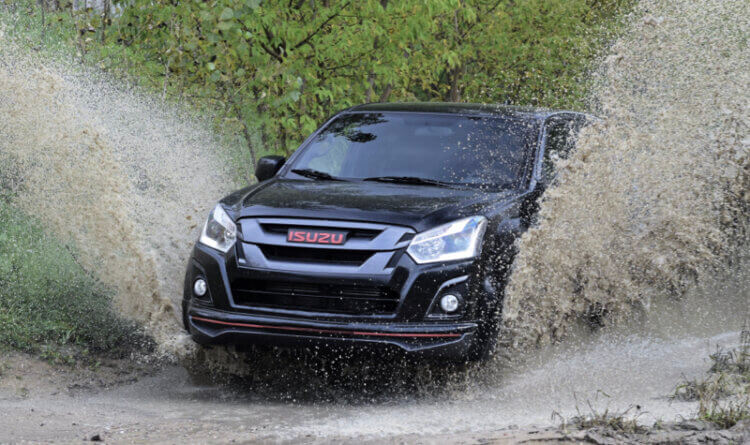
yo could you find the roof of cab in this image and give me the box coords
[345,102,566,119]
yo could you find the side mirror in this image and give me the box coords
[255,155,286,182]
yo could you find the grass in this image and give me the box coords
[0,191,150,362]
[699,398,750,429]
[672,326,750,429]
[554,392,647,434]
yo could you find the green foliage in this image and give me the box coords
[1,0,631,166]
[109,0,630,156]
[0,201,149,360]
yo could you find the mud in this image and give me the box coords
[0,323,746,443]
[502,0,749,351]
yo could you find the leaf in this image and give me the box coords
[217,21,234,31]
[219,7,234,21]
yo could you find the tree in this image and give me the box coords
[109,0,629,158]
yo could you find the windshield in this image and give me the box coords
[286,112,539,189]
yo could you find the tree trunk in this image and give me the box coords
[100,0,110,43]
[366,73,375,103]
[237,108,258,177]
[447,8,463,102]
[366,29,383,103]
[297,77,307,132]
[379,84,393,102]
[225,86,259,179]
[448,65,462,102]
[228,93,259,180]
[39,0,46,42]
[161,59,170,102]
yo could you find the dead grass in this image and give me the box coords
[672,324,750,429]
[554,393,648,434]
[699,397,750,429]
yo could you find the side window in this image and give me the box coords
[541,116,585,184]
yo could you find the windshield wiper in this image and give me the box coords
[362,176,459,188]
[291,168,345,181]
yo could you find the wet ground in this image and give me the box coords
[0,326,743,444]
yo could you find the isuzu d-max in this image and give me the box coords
[183,103,590,361]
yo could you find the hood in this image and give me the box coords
[227,179,520,231]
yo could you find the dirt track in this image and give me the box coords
[0,353,559,444]
[1,326,747,444]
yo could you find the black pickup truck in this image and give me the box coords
[183,103,590,361]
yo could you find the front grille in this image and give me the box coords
[259,244,372,266]
[231,279,400,315]
[260,223,381,241]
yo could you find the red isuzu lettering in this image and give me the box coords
[287,229,346,245]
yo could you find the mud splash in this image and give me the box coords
[501,0,749,351]
[0,41,238,353]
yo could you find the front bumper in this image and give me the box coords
[183,221,499,358]
[186,305,477,356]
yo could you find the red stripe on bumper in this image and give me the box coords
[190,316,462,338]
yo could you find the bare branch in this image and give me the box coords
[258,39,284,62]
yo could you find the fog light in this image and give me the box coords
[193,278,207,297]
[440,294,460,313]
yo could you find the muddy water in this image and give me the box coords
[0,0,748,438]
[0,298,746,442]
[0,42,238,352]
[502,0,749,351]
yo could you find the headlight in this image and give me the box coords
[199,204,237,253]
[407,216,487,264]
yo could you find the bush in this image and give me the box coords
[0,201,149,360]
[1,0,632,168]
